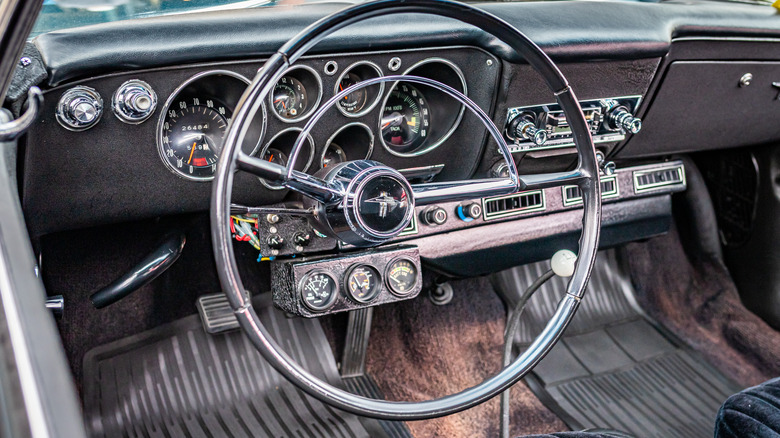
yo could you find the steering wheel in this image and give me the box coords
[211,0,601,421]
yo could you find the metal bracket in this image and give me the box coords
[0,87,42,141]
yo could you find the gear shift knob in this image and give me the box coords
[551,249,577,277]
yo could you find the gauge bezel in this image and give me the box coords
[378,57,467,158]
[384,257,419,297]
[269,64,323,123]
[156,70,266,182]
[299,270,339,312]
[257,127,316,190]
[321,122,374,169]
[344,263,382,304]
[334,61,385,118]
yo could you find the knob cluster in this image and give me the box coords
[112,79,157,124]
[56,86,103,131]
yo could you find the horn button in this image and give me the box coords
[307,161,415,247]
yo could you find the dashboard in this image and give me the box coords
[16,0,780,292]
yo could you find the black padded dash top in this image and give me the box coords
[716,377,780,438]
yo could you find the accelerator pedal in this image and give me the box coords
[196,292,240,334]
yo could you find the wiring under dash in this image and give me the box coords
[230,215,261,251]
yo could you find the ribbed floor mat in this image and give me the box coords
[83,296,384,438]
[494,250,742,438]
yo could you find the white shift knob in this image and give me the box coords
[551,250,577,277]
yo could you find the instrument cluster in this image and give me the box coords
[153,56,468,182]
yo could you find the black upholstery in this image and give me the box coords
[716,377,780,438]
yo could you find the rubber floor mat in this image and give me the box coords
[494,250,743,438]
[83,295,384,438]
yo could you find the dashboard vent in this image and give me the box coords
[634,165,685,193]
[562,175,619,206]
[482,190,545,220]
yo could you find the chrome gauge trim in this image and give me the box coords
[269,64,324,124]
[334,61,385,118]
[379,57,468,158]
[258,127,316,190]
[156,69,264,182]
[321,122,374,169]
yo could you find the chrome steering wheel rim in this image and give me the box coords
[211,0,601,420]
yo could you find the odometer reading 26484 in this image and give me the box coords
[159,99,229,181]
[380,83,431,154]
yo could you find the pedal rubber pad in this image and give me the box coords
[196,293,239,334]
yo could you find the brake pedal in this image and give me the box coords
[196,293,239,334]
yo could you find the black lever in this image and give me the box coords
[90,232,186,309]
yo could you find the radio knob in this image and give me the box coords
[603,101,642,134]
[508,113,547,146]
[421,207,448,226]
[112,79,157,124]
[56,86,103,131]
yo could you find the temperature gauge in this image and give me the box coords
[300,271,338,312]
[345,265,380,303]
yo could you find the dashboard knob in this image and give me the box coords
[456,203,482,222]
[56,86,103,131]
[421,207,447,226]
[515,120,548,146]
[112,79,157,124]
[293,232,311,247]
[266,235,285,249]
[603,100,642,134]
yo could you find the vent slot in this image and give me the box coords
[634,165,685,193]
[482,190,545,220]
[562,175,619,206]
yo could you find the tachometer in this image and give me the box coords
[159,101,228,180]
[380,84,431,153]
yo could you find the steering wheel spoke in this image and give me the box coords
[518,169,588,191]
[413,177,518,206]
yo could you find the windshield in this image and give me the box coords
[31,0,291,38]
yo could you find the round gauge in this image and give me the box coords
[272,77,307,119]
[262,147,288,167]
[345,265,381,303]
[160,102,228,180]
[321,143,347,169]
[300,271,338,312]
[380,84,431,153]
[270,65,322,122]
[385,258,419,296]
[337,72,368,114]
[335,62,384,118]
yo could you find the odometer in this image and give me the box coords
[380,84,431,153]
[159,99,229,180]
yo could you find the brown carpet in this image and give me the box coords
[365,276,567,438]
[624,224,780,388]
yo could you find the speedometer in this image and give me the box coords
[159,101,228,180]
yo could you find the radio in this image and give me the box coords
[505,96,642,152]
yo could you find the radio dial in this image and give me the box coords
[508,113,547,146]
[603,100,642,134]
